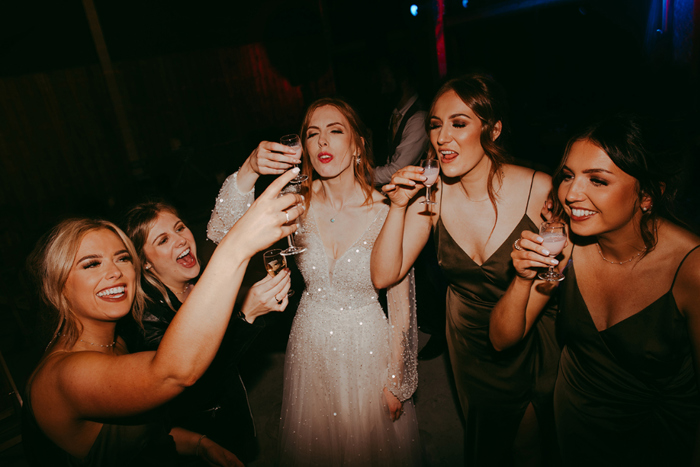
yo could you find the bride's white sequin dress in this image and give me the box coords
[208,173,422,466]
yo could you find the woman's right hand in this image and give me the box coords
[240,269,292,322]
[381,166,428,208]
[512,230,561,280]
[221,169,304,258]
[245,141,301,176]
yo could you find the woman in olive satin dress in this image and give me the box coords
[490,114,700,466]
[372,73,560,466]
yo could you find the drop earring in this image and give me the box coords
[355,155,361,165]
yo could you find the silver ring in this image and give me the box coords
[513,239,523,251]
[285,211,290,223]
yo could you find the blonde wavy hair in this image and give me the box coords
[31,218,145,349]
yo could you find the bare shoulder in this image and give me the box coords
[504,165,552,222]
[662,221,700,316]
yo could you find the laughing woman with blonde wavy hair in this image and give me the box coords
[21,170,303,467]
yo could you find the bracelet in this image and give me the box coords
[195,434,207,457]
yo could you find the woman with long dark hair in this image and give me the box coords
[371,73,560,465]
[490,114,700,465]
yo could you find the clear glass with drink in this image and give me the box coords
[279,182,306,256]
[263,249,294,297]
[537,221,567,282]
[281,134,307,184]
[419,159,440,205]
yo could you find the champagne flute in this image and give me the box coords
[279,183,306,256]
[281,134,308,184]
[420,159,440,205]
[263,249,294,297]
[537,221,567,282]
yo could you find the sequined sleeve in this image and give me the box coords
[207,171,255,244]
[385,267,418,401]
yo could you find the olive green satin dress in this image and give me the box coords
[554,246,700,466]
[435,172,560,466]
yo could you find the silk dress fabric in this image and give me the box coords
[22,356,178,467]
[434,173,560,466]
[554,246,700,467]
[207,172,422,466]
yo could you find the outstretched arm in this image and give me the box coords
[41,170,306,423]
[208,141,300,244]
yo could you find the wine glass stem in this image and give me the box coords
[287,234,296,249]
[426,186,432,203]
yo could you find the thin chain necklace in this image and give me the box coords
[56,332,116,348]
[596,243,646,265]
[173,282,192,295]
[80,338,116,348]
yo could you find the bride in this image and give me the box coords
[207,97,423,466]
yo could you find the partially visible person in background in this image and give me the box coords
[120,201,292,464]
[373,53,429,186]
[374,52,446,361]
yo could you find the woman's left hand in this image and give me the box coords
[240,269,292,322]
[198,437,244,467]
[383,387,404,422]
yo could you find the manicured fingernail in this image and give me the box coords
[536,236,543,243]
[551,259,559,265]
[301,195,305,201]
[292,167,300,173]
[542,249,550,256]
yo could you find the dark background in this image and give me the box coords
[0,0,698,453]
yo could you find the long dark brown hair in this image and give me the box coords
[298,97,375,211]
[428,73,511,220]
[551,114,682,253]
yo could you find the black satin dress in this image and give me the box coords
[555,246,700,467]
[435,172,560,466]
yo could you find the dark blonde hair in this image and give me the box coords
[123,201,181,311]
[31,218,145,348]
[428,73,511,218]
[298,97,375,210]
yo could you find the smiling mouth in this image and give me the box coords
[570,208,596,218]
[318,153,333,164]
[176,248,197,268]
[96,286,126,299]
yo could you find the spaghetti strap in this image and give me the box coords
[671,244,700,288]
[437,177,444,221]
[524,170,537,213]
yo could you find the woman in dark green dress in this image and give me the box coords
[372,73,560,466]
[490,115,700,466]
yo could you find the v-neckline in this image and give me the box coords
[308,204,387,281]
[569,262,676,334]
[438,213,532,268]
